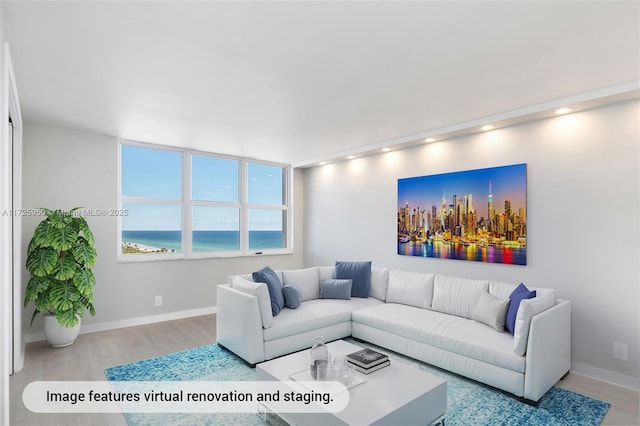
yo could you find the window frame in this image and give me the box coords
[118,140,292,262]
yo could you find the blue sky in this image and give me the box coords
[398,164,527,220]
[121,145,285,231]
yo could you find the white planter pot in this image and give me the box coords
[43,314,81,348]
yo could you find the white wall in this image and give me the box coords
[21,123,304,338]
[303,100,640,389]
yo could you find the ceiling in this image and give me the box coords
[4,1,640,166]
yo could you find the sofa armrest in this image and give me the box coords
[523,299,571,401]
[216,284,265,365]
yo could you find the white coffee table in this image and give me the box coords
[256,340,447,426]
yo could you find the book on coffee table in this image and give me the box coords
[346,348,389,369]
[350,359,391,374]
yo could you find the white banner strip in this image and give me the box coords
[23,381,350,414]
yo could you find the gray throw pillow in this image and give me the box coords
[320,279,352,300]
[282,284,302,309]
[335,261,372,298]
[473,291,510,332]
[252,266,284,316]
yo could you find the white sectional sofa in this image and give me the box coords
[216,265,571,402]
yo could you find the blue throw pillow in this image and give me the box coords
[335,261,372,298]
[506,283,536,335]
[252,266,284,316]
[282,284,302,309]
[320,279,352,300]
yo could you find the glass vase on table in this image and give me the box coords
[310,336,329,380]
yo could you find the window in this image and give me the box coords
[120,145,183,257]
[248,162,287,250]
[119,141,291,260]
[191,154,240,253]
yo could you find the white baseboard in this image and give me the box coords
[571,361,640,391]
[24,306,217,344]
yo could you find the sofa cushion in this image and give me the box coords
[506,283,536,335]
[472,291,510,332]
[320,279,352,300]
[353,303,524,373]
[318,266,335,282]
[229,277,273,328]
[320,278,353,300]
[281,268,320,302]
[513,292,557,356]
[335,261,372,298]
[386,269,434,309]
[253,266,285,316]
[432,275,489,319]
[370,267,390,301]
[490,280,556,303]
[229,271,284,286]
[282,284,302,309]
[227,273,253,284]
[263,297,383,342]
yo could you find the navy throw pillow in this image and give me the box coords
[282,284,302,309]
[252,266,284,316]
[506,283,536,335]
[335,261,372,298]
[320,279,352,300]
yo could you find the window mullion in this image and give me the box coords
[184,150,191,257]
[240,159,248,255]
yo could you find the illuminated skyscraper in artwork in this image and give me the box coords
[487,180,494,231]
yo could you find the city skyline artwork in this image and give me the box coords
[397,163,527,265]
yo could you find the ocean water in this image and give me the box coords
[122,230,284,252]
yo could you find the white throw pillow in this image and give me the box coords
[229,276,273,328]
[386,269,434,309]
[281,268,320,302]
[227,273,253,285]
[370,267,390,301]
[472,291,510,332]
[432,275,489,319]
[513,292,556,356]
[488,280,517,299]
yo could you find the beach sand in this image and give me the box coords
[122,241,176,254]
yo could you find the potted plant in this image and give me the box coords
[24,208,97,347]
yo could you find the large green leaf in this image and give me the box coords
[49,281,80,312]
[49,225,78,252]
[53,252,77,280]
[32,220,54,248]
[34,292,53,313]
[48,210,74,229]
[26,247,58,277]
[72,237,97,267]
[73,269,96,299]
[24,276,52,305]
[55,305,84,328]
[76,217,96,248]
[27,238,39,256]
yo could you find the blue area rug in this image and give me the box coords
[105,340,610,426]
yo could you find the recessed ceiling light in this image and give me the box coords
[481,125,494,131]
[382,148,391,152]
[347,155,356,160]
[555,107,573,115]
[425,138,436,143]
[319,161,327,166]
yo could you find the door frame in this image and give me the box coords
[5,43,24,375]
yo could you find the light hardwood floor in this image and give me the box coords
[10,315,639,425]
